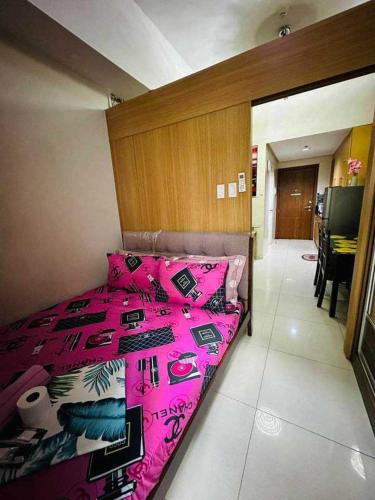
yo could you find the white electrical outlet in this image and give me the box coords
[238,172,246,192]
[216,184,225,199]
[228,182,237,198]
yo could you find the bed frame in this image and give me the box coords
[122,230,253,499]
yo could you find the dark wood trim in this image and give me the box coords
[352,353,375,435]
[329,157,335,187]
[106,2,375,139]
[275,164,318,240]
[352,199,375,356]
[252,66,375,107]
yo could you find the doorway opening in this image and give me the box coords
[251,72,375,429]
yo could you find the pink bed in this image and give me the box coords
[0,230,252,500]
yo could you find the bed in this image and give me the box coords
[0,230,253,500]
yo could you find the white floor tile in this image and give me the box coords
[277,293,340,326]
[214,336,268,407]
[253,268,283,291]
[338,320,347,340]
[258,350,375,457]
[166,393,255,500]
[267,241,289,253]
[165,239,374,500]
[249,312,274,348]
[253,288,279,315]
[287,238,317,251]
[270,316,350,369]
[283,260,317,280]
[280,276,317,298]
[239,410,375,500]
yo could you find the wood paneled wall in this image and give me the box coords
[111,103,250,232]
[107,2,375,234]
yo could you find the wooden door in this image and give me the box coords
[276,165,318,239]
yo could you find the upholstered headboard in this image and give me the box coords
[122,230,253,310]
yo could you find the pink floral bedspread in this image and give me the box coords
[0,285,242,500]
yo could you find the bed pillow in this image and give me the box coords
[115,250,246,304]
[107,253,161,292]
[176,255,246,305]
[158,259,228,312]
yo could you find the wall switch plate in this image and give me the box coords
[228,182,237,198]
[216,184,225,199]
[238,172,246,192]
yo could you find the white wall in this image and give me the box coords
[263,146,277,255]
[252,74,375,258]
[29,0,192,89]
[0,36,122,325]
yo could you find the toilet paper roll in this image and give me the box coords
[0,365,51,428]
[17,386,51,427]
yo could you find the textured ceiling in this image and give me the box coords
[0,0,369,99]
[270,129,351,162]
[136,0,366,72]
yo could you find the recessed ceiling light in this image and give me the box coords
[302,145,310,152]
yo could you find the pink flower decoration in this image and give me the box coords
[347,157,362,175]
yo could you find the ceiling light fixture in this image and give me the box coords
[278,7,291,37]
[278,24,291,37]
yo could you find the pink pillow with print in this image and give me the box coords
[176,255,246,305]
[107,254,161,292]
[158,259,228,312]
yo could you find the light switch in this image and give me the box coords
[216,184,225,199]
[238,172,246,192]
[228,182,237,198]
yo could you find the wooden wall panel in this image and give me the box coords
[111,135,139,230]
[106,2,375,139]
[345,121,375,357]
[111,103,250,232]
[351,124,373,185]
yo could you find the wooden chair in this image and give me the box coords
[313,223,323,287]
[316,230,354,317]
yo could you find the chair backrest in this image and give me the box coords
[321,228,331,270]
[317,223,324,259]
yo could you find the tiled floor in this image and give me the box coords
[165,240,375,500]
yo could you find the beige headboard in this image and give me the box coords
[122,230,253,310]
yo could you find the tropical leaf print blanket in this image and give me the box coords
[0,361,126,486]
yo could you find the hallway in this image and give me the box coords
[166,239,375,500]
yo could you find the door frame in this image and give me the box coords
[351,193,375,433]
[275,164,318,240]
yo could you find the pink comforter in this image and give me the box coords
[0,285,242,499]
